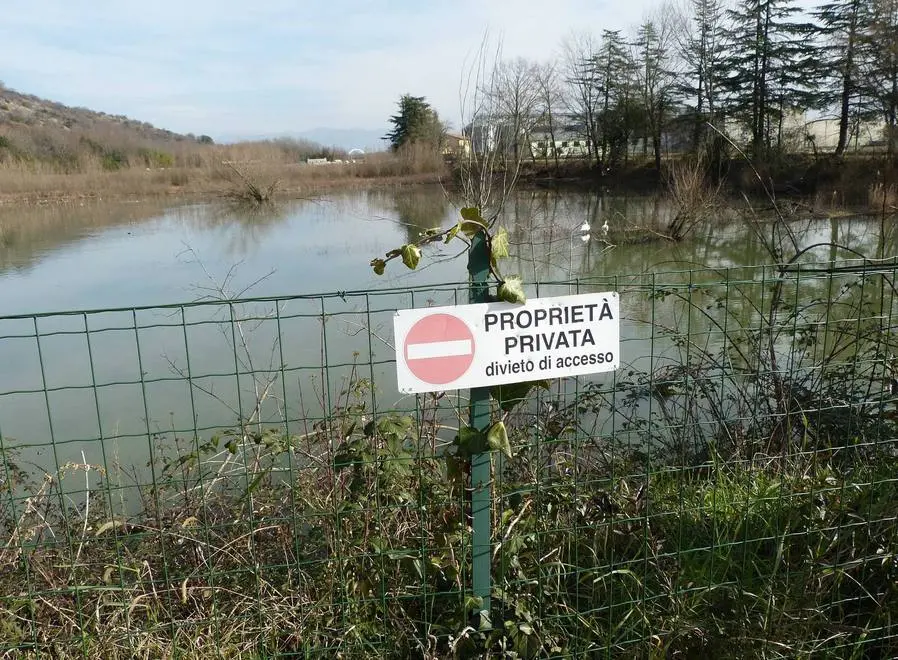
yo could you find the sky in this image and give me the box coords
[0,0,671,144]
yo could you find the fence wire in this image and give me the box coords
[1,262,897,658]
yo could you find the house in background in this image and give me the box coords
[529,124,591,160]
[464,110,890,160]
[442,131,471,158]
[716,110,887,153]
[803,116,886,152]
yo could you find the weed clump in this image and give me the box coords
[220,161,279,206]
[2,371,897,658]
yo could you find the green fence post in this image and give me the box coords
[468,231,492,617]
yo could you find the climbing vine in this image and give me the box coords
[370,204,551,465]
[370,206,526,305]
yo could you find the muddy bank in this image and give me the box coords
[515,154,896,204]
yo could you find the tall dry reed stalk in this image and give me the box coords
[0,148,448,200]
[869,181,898,212]
[666,152,722,240]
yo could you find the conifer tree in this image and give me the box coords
[385,95,444,153]
[813,0,870,155]
[633,17,678,169]
[860,0,898,157]
[678,0,727,148]
[721,0,819,151]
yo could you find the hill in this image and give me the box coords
[0,83,350,174]
[0,83,446,201]
[0,83,207,144]
[0,82,218,172]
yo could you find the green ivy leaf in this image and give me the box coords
[464,595,484,613]
[460,207,485,223]
[371,258,386,275]
[400,244,421,270]
[486,421,512,459]
[491,380,551,413]
[456,426,488,457]
[498,276,526,304]
[444,222,461,244]
[491,226,509,260]
[460,221,486,238]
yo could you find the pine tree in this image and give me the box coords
[813,0,870,155]
[593,30,639,167]
[384,95,444,153]
[634,17,678,170]
[860,0,898,158]
[678,0,727,148]
[721,0,819,152]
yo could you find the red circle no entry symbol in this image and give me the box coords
[404,313,475,385]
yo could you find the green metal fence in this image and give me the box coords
[1,262,897,658]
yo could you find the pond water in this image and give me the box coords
[0,185,893,483]
[2,187,890,315]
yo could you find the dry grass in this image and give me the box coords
[2,418,896,658]
[0,146,448,204]
[869,181,898,213]
[0,93,448,203]
[665,153,723,240]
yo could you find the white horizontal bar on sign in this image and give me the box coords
[406,339,473,360]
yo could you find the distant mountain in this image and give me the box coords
[217,127,388,152]
[294,128,388,152]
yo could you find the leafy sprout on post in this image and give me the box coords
[369,205,525,305]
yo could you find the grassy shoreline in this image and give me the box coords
[2,213,898,656]
[0,163,448,206]
[1,153,894,214]
[2,417,895,658]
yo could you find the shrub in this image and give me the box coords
[101,150,127,171]
[137,148,174,168]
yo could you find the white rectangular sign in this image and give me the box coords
[393,291,619,394]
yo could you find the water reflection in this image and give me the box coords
[0,185,895,483]
[2,188,894,303]
[0,199,176,273]
[392,187,456,244]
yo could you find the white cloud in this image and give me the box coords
[0,0,667,137]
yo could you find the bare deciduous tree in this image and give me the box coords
[456,34,527,224]
[534,61,563,172]
[491,57,541,162]
[562,31,603,168]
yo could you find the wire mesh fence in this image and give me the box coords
[1,261,897,658]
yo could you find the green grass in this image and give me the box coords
[3,241,898,657]
[1,418,895,658]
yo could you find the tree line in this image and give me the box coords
[387,0,898,171]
